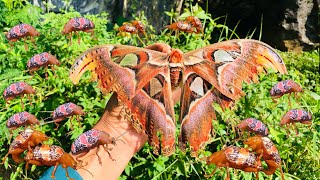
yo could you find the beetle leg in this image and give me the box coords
[27,94,32,107]
[44,66,48,79]
[23,37,28,51]
[75,31,80,44]
[204,166,218,178]
[51,163,59,179]
[21,97,25,109]
[95,145,103,165]
[62,163,74,180]
[54,121,60,130]
[68,32,72,45]
[103,144,115,161]
[292,123,299,135]
[51,66,58,78]
[31,36,37,49]
[225,163,230,180]
[0,152,10,164]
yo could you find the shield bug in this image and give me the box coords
[5,23,39,51]
[270,80,303,106]
[1,128,49,164]
[52,102,85,129]
[27,52,61,78]
[185,16,203,34]
[244,136,284,180]
[237,118,269,137]
[24,144,77,180]
[3,82,36,108]
[71,129,125,165]
[204,146,263,179]
[280,109,312,135]
[62,17,95,45]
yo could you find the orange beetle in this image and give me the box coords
[24,144,77,180]
[205,146,263,179]
[185,16,203,34]
[1,128,49,164]
[244,136,284,180]
[166,21,194,33]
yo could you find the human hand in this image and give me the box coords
[74,93,148,180]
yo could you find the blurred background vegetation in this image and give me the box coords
[0,0,319,179]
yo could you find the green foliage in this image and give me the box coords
[0,2,319,180]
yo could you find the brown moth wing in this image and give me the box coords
[183,39,287,100]
[125,71,176,156]
[70,44,176,156]
[179,39,287,155]
[179,73,234,155]
[69,44,169,102]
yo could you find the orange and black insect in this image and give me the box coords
[5,23,39,51]
[52,102,85,129]
[204,146,263,179]
[3,82,36,108]
[270,80,303,106]
[244,136,284,180]
[237,118,269,137]
[185,16,203,34]
[27,52,61,78]
[1,128,49,164]
[62,17,95,45]
[71,129,120,165]
[280,109,312,135]
[24,144,77,180]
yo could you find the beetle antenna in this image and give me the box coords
[115,131,127,144]
[77,167,94,178]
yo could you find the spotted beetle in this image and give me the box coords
[27,52,61,78]
[204,146,263,179]
[280,109,312,135]
[62,17,95,45]
[270,80,303,106]
[3,82,36,108]
[238,118,269,137]
[71,129,121,165]
[1,128,49,164]
[185,16,203,34]
[244,136,284,180]
[6,112,40,138]
[52,102,85,129]
[5,23,39,51]
[24,144,77,180]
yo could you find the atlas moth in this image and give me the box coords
[69,39,287,156]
